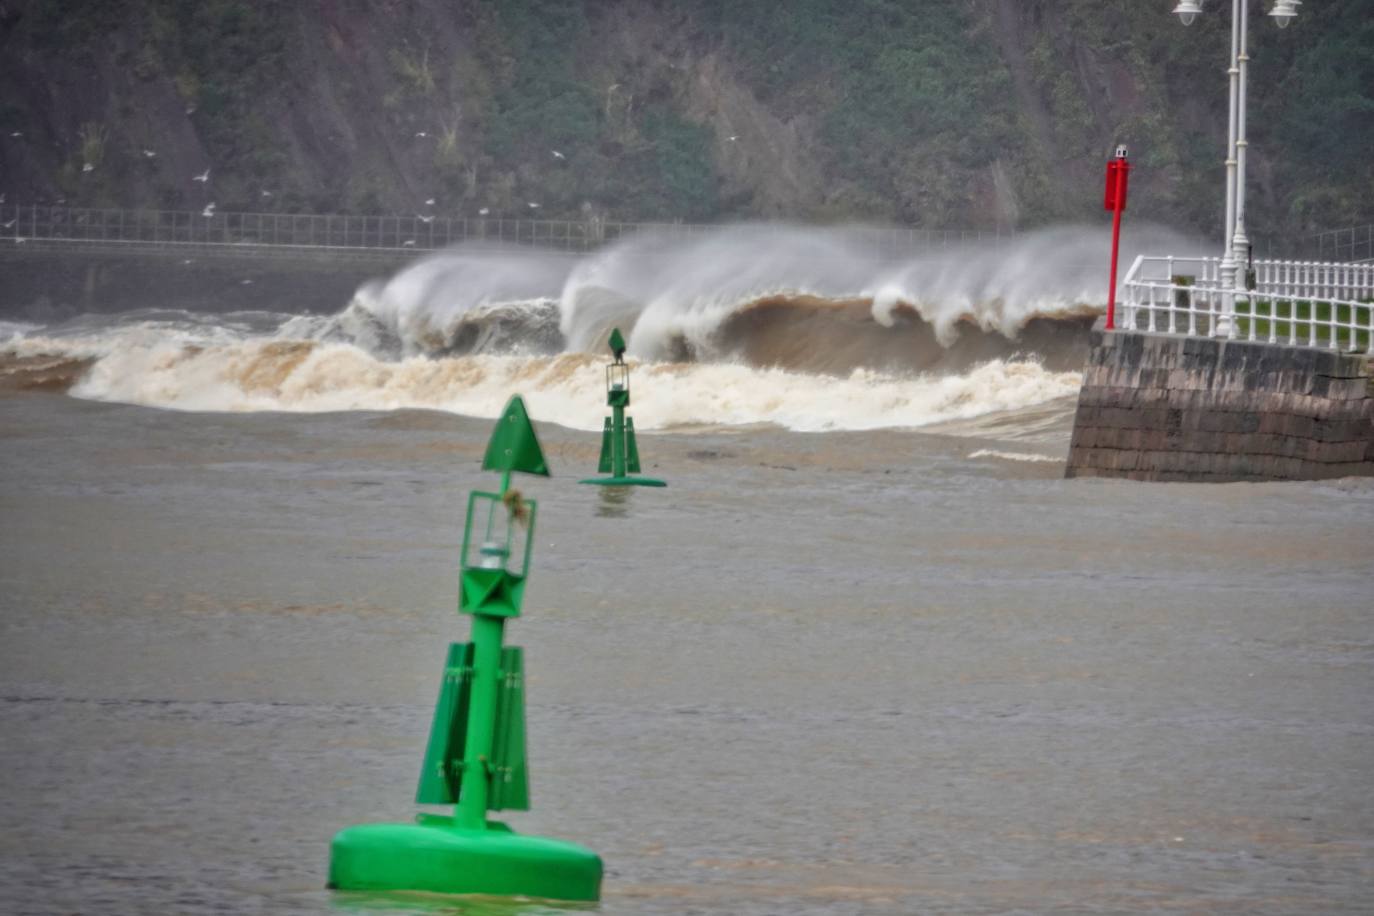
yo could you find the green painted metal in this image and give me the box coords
[625,417,641,473]
[489,647,528,810]
[455,613,503,828]
[329,822,601,900]
[580,475,667,487]
[330,395,601,902]
[415,644,527,810]
[611,405,625,478]
[606,362,630,407]
[459,566,526,619]
[415,642,474,805]
[481,395,550,477]
[458,490,536,618]
[597,418,612,473]
[580,355,665,487]
[608,327,627,360]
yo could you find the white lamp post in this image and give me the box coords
[1173,0,1300,336]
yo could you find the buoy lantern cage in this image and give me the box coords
[579,327,666,488]
[607,361,630,407]
[459,490,534,618]
[328,395,603,903]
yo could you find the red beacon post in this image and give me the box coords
[1104,145,1132,330]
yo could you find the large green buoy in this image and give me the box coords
[328,395,603,902]
[579,328,667,487]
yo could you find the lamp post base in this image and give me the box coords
[329,816,603,902]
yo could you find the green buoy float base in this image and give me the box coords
[328,817,602,902]
[577,476,667,487]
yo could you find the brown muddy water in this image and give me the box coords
[1,390,1371,915]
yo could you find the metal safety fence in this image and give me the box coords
[1304,224,1374,264]
[0,205,1014,258]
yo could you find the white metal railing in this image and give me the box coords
[1121,254,1374,353]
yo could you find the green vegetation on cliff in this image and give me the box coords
[0,0,1369,242]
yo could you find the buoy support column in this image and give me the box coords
[611,400,626,478]
[456,611,503,829]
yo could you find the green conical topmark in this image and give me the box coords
[482,396,550,478]
[608,327,627,362]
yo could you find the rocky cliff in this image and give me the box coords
[1,0,1369,240]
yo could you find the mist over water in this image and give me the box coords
[1,221,1197,431]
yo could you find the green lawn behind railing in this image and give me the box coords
[1231,298,1373,352]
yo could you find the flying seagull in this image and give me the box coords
[192,168,210,183]
[415,131,429,138]
[2,219,16,229]
[260,190,273,198]
[527,201,540,209]
[402,239,416,247]
[202,203,216,218]
[82,163,94,173]
[417,214,434,223]
[8,131,21,138]
[142,149,157,158]
[424,198,435,206]
[478,207,489,216]
[551,150,565,160]
[727,135,738,141]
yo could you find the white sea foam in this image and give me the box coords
[27,331,1083,432]
[967,448,1063,464]
[0,320,40,345]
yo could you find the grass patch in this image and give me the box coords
[1232,298,1372,351]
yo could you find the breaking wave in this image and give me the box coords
[0,221,1195,431]
[31,338,1075,432]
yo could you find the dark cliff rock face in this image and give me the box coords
[0,0,1369,235]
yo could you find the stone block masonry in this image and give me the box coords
[1065,320,1374,482]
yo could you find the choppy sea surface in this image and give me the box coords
[2,227,1372,913]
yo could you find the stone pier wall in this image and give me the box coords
[1066,321,1374,482]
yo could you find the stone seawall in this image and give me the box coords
[1066,321,1374,482]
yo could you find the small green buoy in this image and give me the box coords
[578,328,667,487]
[328,395,603,902]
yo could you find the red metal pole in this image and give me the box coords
[1106,165,1126,331]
